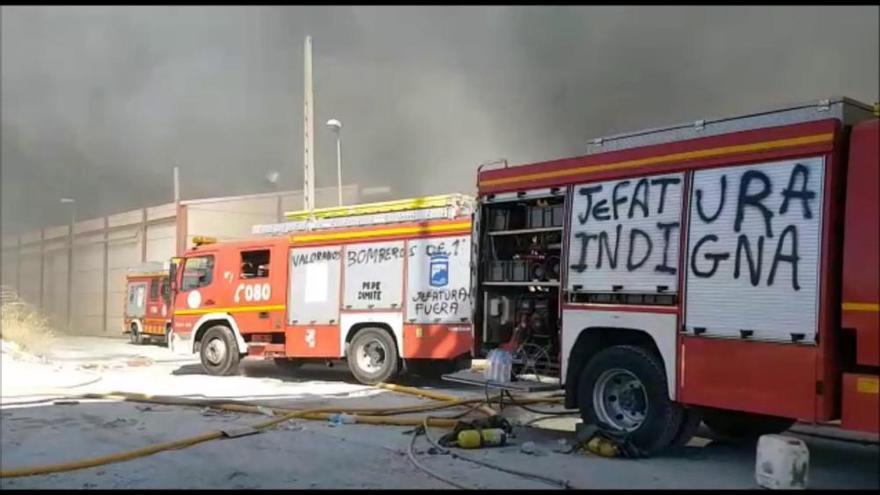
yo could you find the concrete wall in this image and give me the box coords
[278,185,361,214]
[1,186,362,338]
[183,185,359,249]
[44,234,69,329]
[0,237,16,290]
[106,215,147,336]
[185,195,283,247]
[71,226,104,334]
[146,203,177,262]
[1,203,177,337]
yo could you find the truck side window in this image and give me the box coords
[161,279,171,303]
[240,250,270,279]
[128,284,145,308]
[149,279,160,300]
[181,256,215,291]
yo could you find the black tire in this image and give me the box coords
[199,325,241,376]
[577,345,683,455]
[701,408,795,439]
[129,324,143,345]
[347,328,399,385]
[274,358,303,372]
[670,407,703,448]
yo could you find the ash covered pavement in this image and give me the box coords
[1,336,877,490]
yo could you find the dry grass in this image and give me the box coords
[0,286,55,354]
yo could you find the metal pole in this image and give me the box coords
[66,202,75,331]
[15,236,21,294]
[102,216,109,335]
[303,35,315,213]
[173,165,180,203]
[336,131,343,206]
[141,208,148,262]
[173,165,186,256]
[39,229,45,308]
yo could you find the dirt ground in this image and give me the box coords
[1,336,878,490]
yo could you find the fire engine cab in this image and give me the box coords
[470,97,879,453]
[124,262,172,345]
[167,195,475,385]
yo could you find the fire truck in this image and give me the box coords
[166,195,475,385]
[124,262,172,345]
[469,97,878,453]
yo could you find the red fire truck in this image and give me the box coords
[470,97,878,453]
[166,195,474,385]
[124,263,172,345]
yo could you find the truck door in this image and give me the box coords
[142,277,163,336]
[172,253,217,343]
[287,246,343,357]
[161,277,171,320]
[682,156,826,420]
[147,278,162,319]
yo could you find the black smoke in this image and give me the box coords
[2,6,877,235]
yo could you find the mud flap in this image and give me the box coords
[168,331,196,357]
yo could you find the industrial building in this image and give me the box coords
[0,185,360,337]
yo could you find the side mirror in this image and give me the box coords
[169,257,182,292]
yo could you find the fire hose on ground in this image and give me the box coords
[412,416,573,490]
[0,384,573,480]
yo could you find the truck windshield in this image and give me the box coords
[181,255,215,291]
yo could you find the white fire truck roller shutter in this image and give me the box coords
[566,172,684,294]
[684,156,825,343]
[289,246,342,325]
[406,236,472,325]
[342,241,405,310]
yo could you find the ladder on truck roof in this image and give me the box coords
[584,97,876,155]
[251,193,474,236]
[126,261,168,278]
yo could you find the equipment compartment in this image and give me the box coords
[475,194,566,379]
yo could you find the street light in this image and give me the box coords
[265,170,283,222]
[60,198,76,331]
[326,118,343,206]
[266,170,281,188]
[61,198,76,233]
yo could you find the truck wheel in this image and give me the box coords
[199,325,241,376]
[274,358,303,372]
[163,325,172,348]
[129,324,143,345]
[701,408,795,439]
[577,345,683,455]
[347,328,399,385]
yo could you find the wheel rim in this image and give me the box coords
[355,338,387,373]
[204,337,227,365]
[593,368,648,432]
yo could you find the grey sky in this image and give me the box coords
[2,6,878,235]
